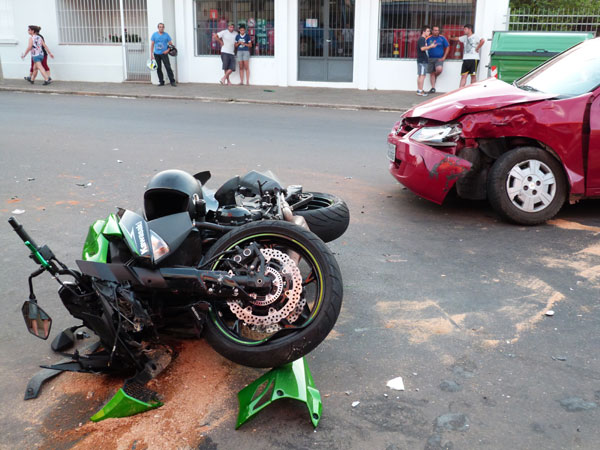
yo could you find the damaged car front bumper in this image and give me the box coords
[388,128,472,204]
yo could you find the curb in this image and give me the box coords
[0,86,406,113]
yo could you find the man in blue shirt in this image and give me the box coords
[151,23,176,87]
[426,26,449,93]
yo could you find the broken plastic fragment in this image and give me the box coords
[351,401,360,408]
[545,310,555,316]
[117,160,123,163]
[11,209,25,215]
[387,376,405,391]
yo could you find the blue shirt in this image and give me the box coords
[235,33,251,51]
[426,35,449,59]
[151,31,171,55]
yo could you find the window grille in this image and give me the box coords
[194,0,275,56]
[379,0,476,59]
[56,0,122,44]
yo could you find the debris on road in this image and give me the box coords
[11,209,25,215]
[117,160,123,163]
[435,413,470,432]
[27,177,35,181]
[351,401,360,408]
[345,390,352,396]
[386,376,405,391]
[551,356,567,361]
[439,380,462,392]
[545,310,555,316]
[558,397,598,412]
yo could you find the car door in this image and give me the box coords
[584,87,600,195]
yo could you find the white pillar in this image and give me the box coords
[287,0,298,86]
[475,0,509,79]
[275,0,289,86]
[174,0,187,82]
[354,0,371,90]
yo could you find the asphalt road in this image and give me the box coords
[1,92,599,449]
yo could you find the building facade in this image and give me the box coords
[0,0,509,92]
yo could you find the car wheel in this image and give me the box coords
[487,147,567,225]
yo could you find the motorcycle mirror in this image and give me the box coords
[21,300,52,340]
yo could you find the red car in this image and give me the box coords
[388,37,600,225]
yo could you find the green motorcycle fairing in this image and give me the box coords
[90,388,162,422]
[236,357,322,428]
[82,213,121,263]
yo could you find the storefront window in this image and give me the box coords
[195,0,275,56]
[379,0,476,59]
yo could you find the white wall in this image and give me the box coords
[0,0,510,90]
[0,0,125,82]
[172,0,279,85]
[366,0,510,92]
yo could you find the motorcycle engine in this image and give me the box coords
[216,205,252,226]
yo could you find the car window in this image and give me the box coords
[516,38,600,97]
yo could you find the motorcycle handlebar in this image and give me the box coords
[8,217,39,249]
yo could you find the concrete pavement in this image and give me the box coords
[0,78,433,112]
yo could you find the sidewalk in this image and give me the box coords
[0,78,431,112]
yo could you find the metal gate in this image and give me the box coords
[298,0,355,82]
[122,0,149,81]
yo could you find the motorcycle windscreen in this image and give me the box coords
[148,212,194,255]
[201,187,220,212]
[239,170,283,194]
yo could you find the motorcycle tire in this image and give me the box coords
[292,192,350,242]
[202,220,343,368]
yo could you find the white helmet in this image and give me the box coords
[147,59,157,71]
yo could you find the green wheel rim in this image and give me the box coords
[209,233,324,346]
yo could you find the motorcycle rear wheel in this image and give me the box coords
[203,220,343,368]
[292,192,350,242]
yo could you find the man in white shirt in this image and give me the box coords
[213,22,238,85]
[451,24,485,87]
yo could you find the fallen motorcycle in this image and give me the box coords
[9,170,345,410]
[152,169,350,243]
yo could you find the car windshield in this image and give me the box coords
[516,38,600,97]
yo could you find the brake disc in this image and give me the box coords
[226,248,303,326]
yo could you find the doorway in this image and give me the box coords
[123,0,150,81]
[298,0,355,82]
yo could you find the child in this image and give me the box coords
[235,25,252,85]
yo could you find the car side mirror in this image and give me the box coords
[21,300,52,340]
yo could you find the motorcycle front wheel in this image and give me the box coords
[202,220,343,368]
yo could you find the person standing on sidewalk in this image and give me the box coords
[451,24,485,88]
[426,26,449,93]
[213,22,238,85]
[235,24,252,85]
[22,25,53,85]
[416,26,437,96]
[150,23,176,87]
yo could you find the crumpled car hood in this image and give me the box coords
[406,78,556,122]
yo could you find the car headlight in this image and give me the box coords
[411,124,461,147]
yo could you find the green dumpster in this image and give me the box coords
[490,31,594,84]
